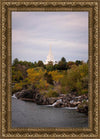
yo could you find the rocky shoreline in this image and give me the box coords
[14,88,88,115]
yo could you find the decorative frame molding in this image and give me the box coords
[0,0,99,138]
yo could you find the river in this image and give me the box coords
[12,97,88,128]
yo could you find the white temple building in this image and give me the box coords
[45,46,55,65]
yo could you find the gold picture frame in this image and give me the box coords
[0,0,100,138]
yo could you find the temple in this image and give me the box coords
[45,46,55,65]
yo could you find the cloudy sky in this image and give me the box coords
[12,12,88,63]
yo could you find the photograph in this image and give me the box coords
[11,11,89,128]
[0,0,100,138]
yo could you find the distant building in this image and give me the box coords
[45,46,55,65]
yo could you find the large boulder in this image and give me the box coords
[15,89,34,99]
[15,89,50,105]
[54,102,63,108]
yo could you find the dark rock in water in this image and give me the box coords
[15,89,35,99]
[51,99,64,108]
[77,101,88,115]
[15,89,49,105]
[54,102,63,108]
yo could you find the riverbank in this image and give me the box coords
[13,88,88,115]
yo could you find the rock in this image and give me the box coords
[35,94,49,105]
[15,89,34,99]
[51,99,67,108]
[48,97,57,105]
[54,102,63,108]
[72,101,81,106]
[69,103,76,107]
[20,98,34,102]
[77,101,88,115]
[59,94,66,97]
[15,89,50,105]
[15,89,88,111]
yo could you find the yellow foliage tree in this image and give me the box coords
[27,68,45,84]
[49,70,63,82]
[38,78,49,90]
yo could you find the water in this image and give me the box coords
[12,97,88,128]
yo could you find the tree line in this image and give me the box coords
[12,57,85,71]
[12,58,88,97]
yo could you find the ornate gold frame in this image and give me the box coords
[0,0,100,138]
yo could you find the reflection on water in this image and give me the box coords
[12,97,88,128]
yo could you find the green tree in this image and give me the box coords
[46,63,54,71]
[61,57,66,63]
[13,58,19,66]
[61,63,88,95]
[67,61,75,69]
[53,64,59,70]
[58,61,66,70]
[75,60,83,66]
[37,60,44,67]
[57,57,67,70]
[34,61,38,67]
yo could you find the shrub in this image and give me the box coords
[46,89,59,97]
[51,91,59,97]
[44,72,53,85]
[81,89,88,94]
[12,82,23,93]
[61,86,69,94]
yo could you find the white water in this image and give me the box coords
[64,106,77,110]
[12,94,17,99]
[70,100,74,104]
[75,96,81,99]
[50,99,77,110]
[51,99,62,106]
[48,99,77,109]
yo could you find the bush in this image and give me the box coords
[81,89,88,94]
[44,72,53,85]
[61,86,69,94]
[12,83,23,93]
[51,91,59,97]
[46,89,59,97]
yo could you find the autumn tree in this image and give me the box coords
[49,70,64,83]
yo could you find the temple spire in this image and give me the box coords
[45,45,55,65]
